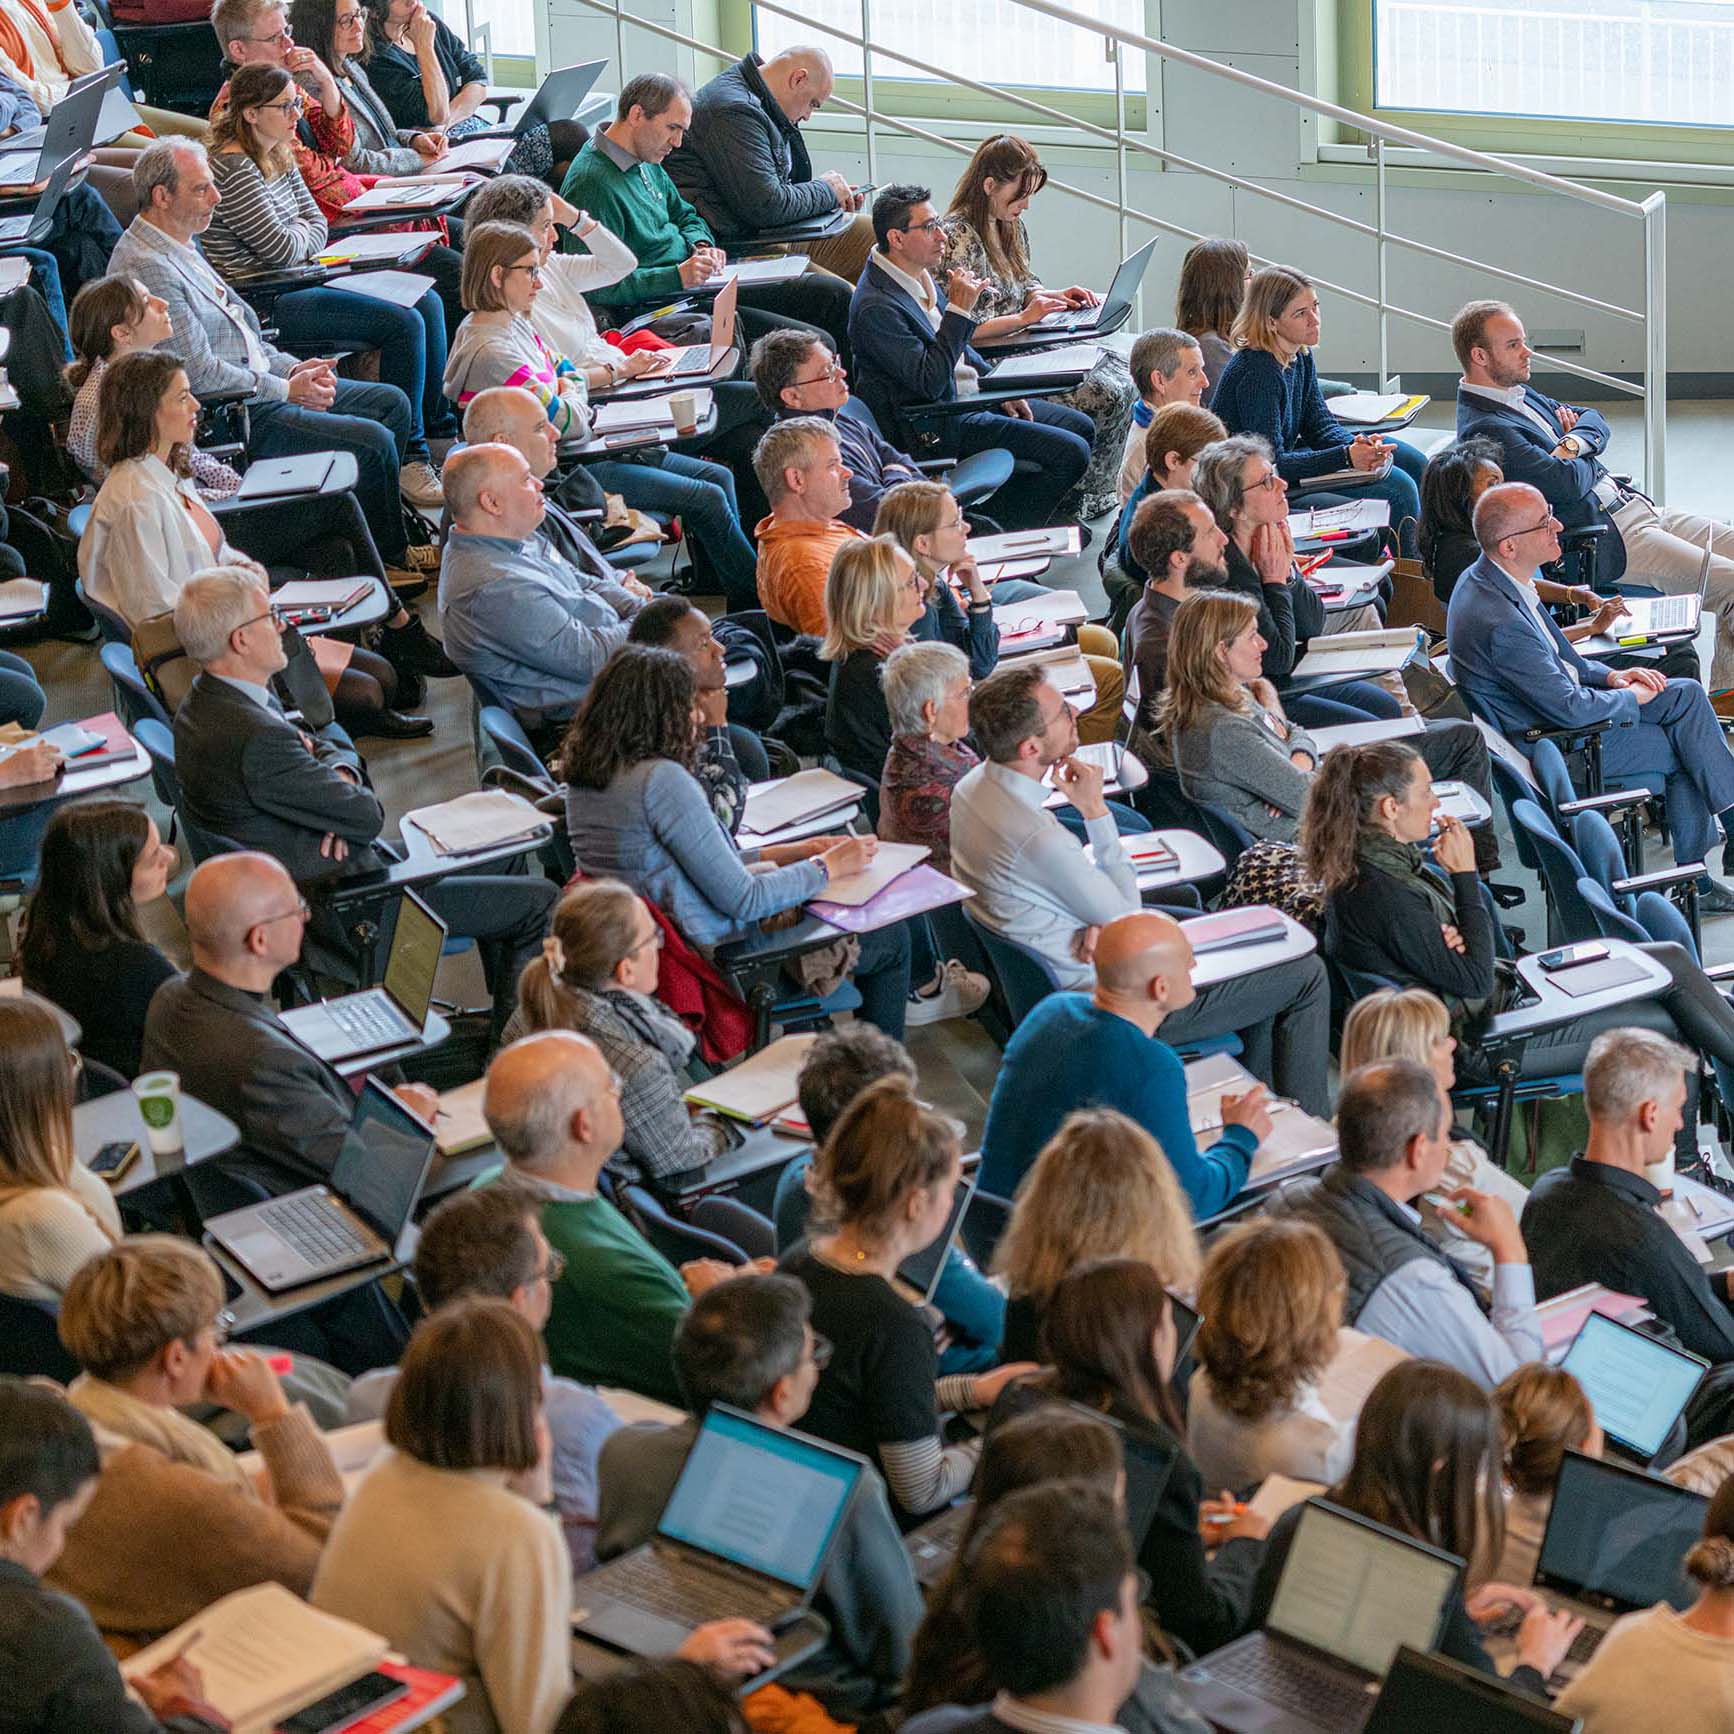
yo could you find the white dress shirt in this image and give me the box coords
[1460,377,1622,508]
[870,250,980,395]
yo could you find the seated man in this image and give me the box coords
[847,183,1092,530]
[1123,486,1228,734]
[345,1186,622,1572]
[594,1273,923,1719]
[1524,1028,1734,1373]
[1282,1059,1542,1386]
[752,415,863,635]
[1454,299,1734,694]
[979,909,1273,1215]
[950,664,1331,1114]
[168,567,557,1017]
[667,46,874,280]
[109,139,436,583]
[439,443,641,757]
[560,72,850,357]
[1117,326,1211,504]
[481,1030,701,1408]
[1449,480,1734,902]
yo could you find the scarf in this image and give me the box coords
[1132,398,1154,429]
[1356,830,1458,927]
[602,985,699,1073]
[67,1375,256,1492]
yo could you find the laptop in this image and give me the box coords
[204,1080,436,1292]
[0,63,118,187]
[659,275,739,378]
[572,1404,867,1655]
[1365,1647,1580,1733]
[1616,525,1710,638]
[235,453,336,501]
[893,1155,979,1305]
[493,59,605,136]
[1179,1499,1462,1733]
[0,153,78,244]
[1029,238,1156,335]
[1527,1448,1707,1681]
[279,889,445,1064]
[1558,1310,1707,1464]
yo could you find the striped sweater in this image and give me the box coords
[443,309,592,439]
[203,149,329,277]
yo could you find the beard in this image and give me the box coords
[1183,550,1228,587]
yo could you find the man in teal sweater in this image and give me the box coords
[559,71,853,358]
[979,910,1274,1216]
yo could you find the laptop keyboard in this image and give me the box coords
[603,1547,788,1627]
[326,994,409,1048]
[1646,595,1695,631]
[1566,1621,1607,1666]
[1035,307,1093,329]
[257,1193,373,1265]
[664,343,709,371]
[1205,1645,1372,1727]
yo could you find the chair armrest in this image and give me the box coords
[1706,961,1734,984]
[1559,524,1613,547]
[913,458,954,473]
[1612,862,1705,897]
[715,914,843,971]
[1557,787,1658,818]
[1520,718,1612,744]
[480,765,555,803]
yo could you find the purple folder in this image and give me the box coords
[807,865,972,933]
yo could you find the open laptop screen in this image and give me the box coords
[658,1408,863,1592]
[1366,1646,1579,1732]
[1268,1501,1461,1679]
[331,1080,435,1247]
[1559,1312,1706,1460]
[896,1159,978,1303]
[382,889,446,1027]
[1535,1450,1705,1615]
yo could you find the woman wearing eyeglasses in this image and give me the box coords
[203,62,454,511]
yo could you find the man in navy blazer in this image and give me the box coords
[1448,482,1734,903]
[846,183,1092,529]
[1453,299,1734,692]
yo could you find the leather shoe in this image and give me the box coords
[382,613,458,679]
[1698,879,1734,916]
[353,708,434,740]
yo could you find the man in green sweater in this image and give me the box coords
[481,1029,706,1407]
[559,71,852,359]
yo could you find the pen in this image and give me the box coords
[1312,529,1352,543]
[1297,552,1333,576]
[1204,1503,1248,1525]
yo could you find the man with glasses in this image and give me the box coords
[847,183,1093,531]
[1451,480,1734,908]
[595,1271,924,1720]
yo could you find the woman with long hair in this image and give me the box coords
[992,1110,1201,1364]
[1247,1361,1582,1689]
[820,533,927,784]
[560,645,911,1038]
[1212,264,1426,554]
[779,1077,1034,1521]
[942,133,1130,517]
[1006,1256,1268,1658]
[1174,236,1250,407]
[1493,1363,1601,1589]
[18,800,177,1080]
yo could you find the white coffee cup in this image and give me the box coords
[668,390,699,435]
[132,1070,184,1155]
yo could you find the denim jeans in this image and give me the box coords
[588,450,759,610]
[958,398,1094,529]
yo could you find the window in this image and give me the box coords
[441,0,533,63]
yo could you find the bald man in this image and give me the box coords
[1449,481,1734,902]
[482,1031,693,1404]
[978,910,1276,1216]
[438,441,642,756]
[141,853,438,1198]
[670,45,876,281]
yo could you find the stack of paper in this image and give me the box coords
[342,177,467,211]
[989,341,1104,379]
[331,270,438,310]
[318,232,433,267]
[684,1032,817,1123]
[591,389,715,436]
[1292,627,1420,681]
[813,841,928,906]
[701,255,809,286]
[1330,391,1429,426]
[433,1076,492,1155]
[0,575,42,621]
[427,136,514,173]
[969,527,1080,562]
[809,864,971,932]
[739,767,861,838]
[1288,498,1392,539]
[1242,1108,1338,1190]
[403,790,549,857]
[272,578,374,614]
[1535,1283,1654,1358]
[1249,1472,1327,1525]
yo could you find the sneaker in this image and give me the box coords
[381,612,458,679]
[906,959,991,1025]
[399,459,445,508]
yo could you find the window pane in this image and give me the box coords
[755,0,1146,94]
[445,0,534,59]
[1374,0,1734,127]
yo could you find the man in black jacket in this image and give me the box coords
[668,47,874,279]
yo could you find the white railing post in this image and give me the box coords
[1643,190,1667,498]
[1374,135,1390,389]
[860,0,877,184]
[613,0,625,98]
[1111,35,1127,266]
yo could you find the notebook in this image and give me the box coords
[683,1033,818,1124]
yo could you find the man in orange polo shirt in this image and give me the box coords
[751,415,863,636]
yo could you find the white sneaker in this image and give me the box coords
[399,459,445,508]
[906,959,991,1025]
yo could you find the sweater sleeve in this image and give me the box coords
[1185,710,1314,820]
[1367,866,1497,1004]
[471,1504,573,1734]
[1134,1039,1256,1220]
[211,158,328,268]
[1254,576,1299,681]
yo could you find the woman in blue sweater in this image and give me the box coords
[1211,265,1425,555]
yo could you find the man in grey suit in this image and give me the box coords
[169,566,557,1023]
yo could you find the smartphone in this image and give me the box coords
[1167,1292,1203,1364]
[88,1140,140,1183]
[277,1671,408,1734]
[1537,941,1610,972]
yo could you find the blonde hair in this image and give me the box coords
[1152,588,1256,743]
[813,1075,959,1246]
[515,879,647,1030]
[872,479,952,566]
[1339,987,1451,1076]
[1231,265,1314,356]
[58,1236,225,1383]
[0,999,77,1195]
[1494,1364,1595,1498]
[1196,1218,1345,1423]
[993,1109,1201,1304]
[461,220,539,314]
[819,534,913,661]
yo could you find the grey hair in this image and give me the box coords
[1583,1027,1693,1125]
[174,565,268,666]
[752,415,838,504]
[1128,327,1203,398]
[883,641,968,736]
[1334,1059,1445,1176]
[133,137,204,208]
[463,173,550,231]
[484,1053,602,1171]
[1193,434,1275,533]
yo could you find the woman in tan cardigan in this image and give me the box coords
[46,1237,343,1645]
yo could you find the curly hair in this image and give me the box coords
[557,645,698,789]
[1418,435,1503,585]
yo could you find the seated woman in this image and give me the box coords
[47,1237,345,1641]
[0,1000,120,1305]
[941,134,1133,518]
[1493,1363,1601,1589]
[447,213,759,603]
[76,351,432,737]
[1175,235,1250,409]
[504,879,738,1193]
[1189,1217,1408,1492]
[1555,1472,1734,1732]
[821,532,927,786]
[778,1077,1033,1523]
[18,801,177,1081]
[1212,265,1425,556]
[203,64,452,511]
[1116,399,1228,591]
[66,277,239,500]
[1002,1256,1267,1659]
[878,641,977,874]
[561,645,912,1040]
[1247,1361,1581,1690]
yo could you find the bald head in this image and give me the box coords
[444,441,547,542]
[463,386,546,452]
[484,1030,617,1175]
[1472,481,1548,555]
[761,46,833,123]
[184,852,298,962]
[1094,911,1193,996]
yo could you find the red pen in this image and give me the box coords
[1310,529,1352,543]
[1297,551,1333,576]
